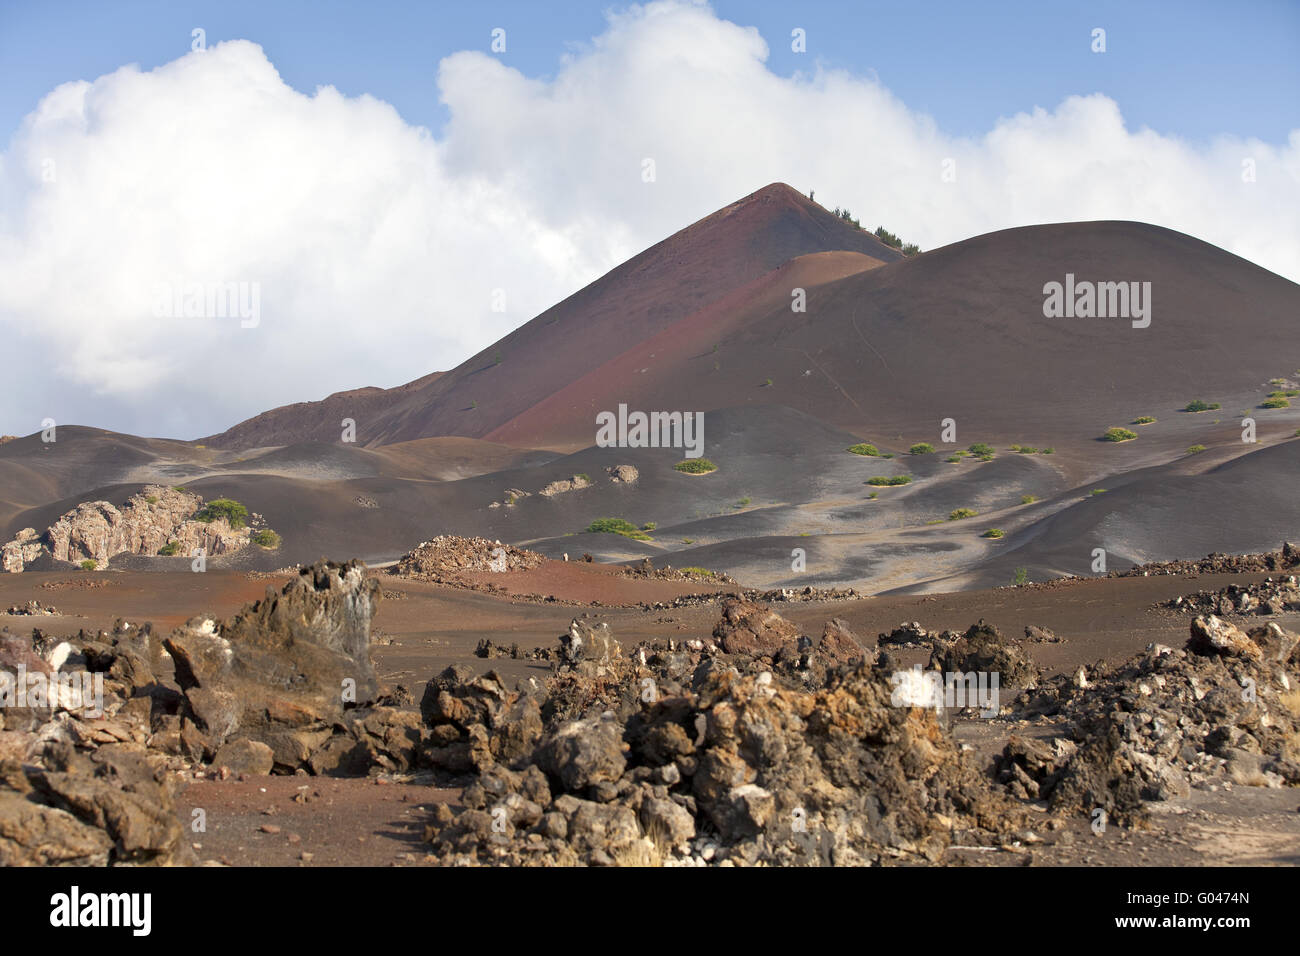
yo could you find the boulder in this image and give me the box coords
[537,716,627,791]
[12,742,193,866]
[818,618,868,665]
[164,560,380,757]
[211,738,275,776]
[713,599,800,657]
[1187,615,1262,661]
[559,616,622,665]
[928,620,1035,685]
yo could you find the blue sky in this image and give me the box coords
[2,0,1297,147]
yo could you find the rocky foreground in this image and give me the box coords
[1,547,1298,866]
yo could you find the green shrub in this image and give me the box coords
[145,495,159,505]
[847,443,881,457]
[1011,567,1028,586]
[251,529,281,549]
[1186,444,1206,454]
[871,225,921,255]
[640,522,656,531]
[586,518,651,540]
[909,443,935,455]
[866,475,911,486]
[1184,399,1219,412]
[678,567,716,577]
[1090,488,1107,496]
[193,498,249,528]
[1132,416,1157,425]
[1261,397,1291,408]
[1268,378,1286,386]
[833,207,862,229]
[1013,446,1038,454]
[944,455,963,463]
[982,528,1005,538]
[868,491,879,499]
[587,518,639,533]
[925,518,944,525]
[1103,427,1137,442]
[948,508,977,520]
[735,498,751,508]
[681,538,694,544]
[967,443,995,457]
[574,473,590,481]
[80,559,97,571]
[674,459,717,474]
[1021,494,1037,504]
[763,378,773,387]
[158,541,181,556]
[1042,447,1054,454]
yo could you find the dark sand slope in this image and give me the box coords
[487,220,1300,452]
[203,184,901,451]
[919,436,1300,592]
[5,408,1295,594]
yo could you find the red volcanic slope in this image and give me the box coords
[203,184,903,450]
[205,372,444,450]
[485,250,886,448]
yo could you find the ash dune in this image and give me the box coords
[2,183,1298,590]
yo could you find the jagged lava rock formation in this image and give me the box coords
[2,484,254,571]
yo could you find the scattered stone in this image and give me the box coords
[878,621,931,646]
[390,536,545,586]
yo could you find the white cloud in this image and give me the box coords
[1,0,1297,439]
